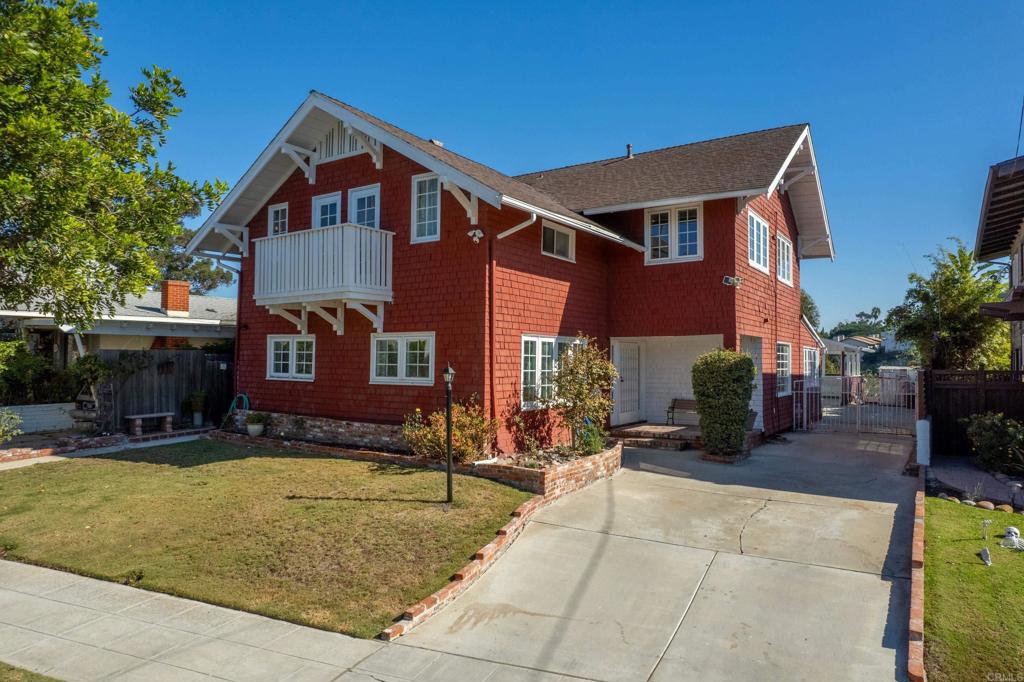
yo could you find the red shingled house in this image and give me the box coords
[187,92,833,451]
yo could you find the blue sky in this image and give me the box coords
[97,0,1024,330]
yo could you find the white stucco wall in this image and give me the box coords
[613,334,724,424]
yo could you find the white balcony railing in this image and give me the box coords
[253,223,393,306]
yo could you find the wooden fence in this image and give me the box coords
[96,350,234,433]
[925,370,1024,457]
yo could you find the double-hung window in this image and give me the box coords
[349,184,380,228]
[521,335,583,407]
[645,204,703,264]
[370,332,434,385]
[411,174,440,242]
[541,222,575,261]
[776,342,792,396]
[748,210,770,273]
[312,193,341,228]
[268,202,288,235]
[803,347,820,388]
[777,234,794,285]
[267,335,315,381]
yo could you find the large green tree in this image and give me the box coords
[151,227,234,294]
[886,239,1009,370]
[0,0,225,328]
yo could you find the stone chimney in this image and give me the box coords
[160,280,190,317]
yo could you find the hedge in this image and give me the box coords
[692,349,756,455]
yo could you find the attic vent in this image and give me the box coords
[317,121,377,162]
[429,139,444,147]
[626,143,634,159]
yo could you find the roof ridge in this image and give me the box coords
[514,122,809,178]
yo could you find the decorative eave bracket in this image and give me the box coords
[307,303,345,335]
[213,224,249,257]
[347,126,383,169]
[442,177,479,225]
[781,165,815,193]
[798,235,831,258]
[347,302,384,332]
[267,305,308,334]
[281,143,317,184]
[735,195,754,214]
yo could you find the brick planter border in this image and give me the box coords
[908,467,926,682]
[0,428,215,464]
[205,430,622,639]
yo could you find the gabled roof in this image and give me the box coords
[187,92,640,257]
[975,156,1024,261]
[517,124,834,260]
[517,124,807,211]
[0,292,236,325]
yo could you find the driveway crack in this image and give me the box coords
[738,500,768,554]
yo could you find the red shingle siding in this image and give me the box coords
[602,200,737,342]
[733,190,803,435]
[235,147,487,423]
[485,205,610,451]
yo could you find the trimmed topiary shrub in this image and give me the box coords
[692,349,756,455]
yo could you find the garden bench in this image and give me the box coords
[665,398,699,425]
[124,412,174,436]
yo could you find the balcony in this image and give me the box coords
[253,223,393,333]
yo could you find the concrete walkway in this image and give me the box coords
[403,432,916,682]
[0,560,572,681]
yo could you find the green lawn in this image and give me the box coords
[0,662,58,682]
[0,440,532,638]
[924,497,1024,682]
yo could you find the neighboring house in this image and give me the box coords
[880,330,912,354]
[835,334,881,351]
[0,280,236,368]
[823,338,867,377]
[186,92,834,449]
[975,156,1024,370]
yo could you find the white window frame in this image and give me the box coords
[266,335,315,381]
[369,332,435,386]
[520,334,584,409]
[643,203,704,265]
[540,221,576,262]
[312,192,342,229]
[268,202,288,235]
[776,342,792,396]
[748,209,770,274]
[802,347,820,388]
[410,173,441,243]
[777,234,794,286]
[348,183,381,228]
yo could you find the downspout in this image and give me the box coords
[488,234,497,422]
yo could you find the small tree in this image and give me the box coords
[800,290,821,330]
[543,334,617,451]
[692,349,755,455]
[886,239,1008,369]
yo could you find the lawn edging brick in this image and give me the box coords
[204,430,622,640]
[908,466,926,682]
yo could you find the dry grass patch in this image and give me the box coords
[0,662,58,682]
[0,439,532,638]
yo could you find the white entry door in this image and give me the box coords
[612,341,642,425]
[740,336,764,430]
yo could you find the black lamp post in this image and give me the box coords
[442,364,456,504]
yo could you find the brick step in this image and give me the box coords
[616,437,697,451]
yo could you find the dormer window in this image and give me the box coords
[644,204,703,264]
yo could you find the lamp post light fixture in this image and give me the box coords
[442,364,456,504]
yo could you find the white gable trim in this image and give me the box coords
[767,126,834,261]
[581,188,769,216]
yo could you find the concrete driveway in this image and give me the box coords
[402,432,915,682]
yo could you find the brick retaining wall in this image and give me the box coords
[908,468,926,682]
[229,410,406,452]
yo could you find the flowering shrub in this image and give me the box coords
[403,397,498,463]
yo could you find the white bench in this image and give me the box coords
[124,412,174,436]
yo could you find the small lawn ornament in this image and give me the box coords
[980,547,992,566]
[982,518,992,541]
[1000,526,1024,551]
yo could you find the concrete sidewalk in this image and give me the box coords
[0,560,577,681]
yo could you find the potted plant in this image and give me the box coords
[189,390,207,427]
[245,412,269,437]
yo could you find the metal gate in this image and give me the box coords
[793,373,916,435]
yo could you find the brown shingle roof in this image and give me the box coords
[515,124,808,212]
